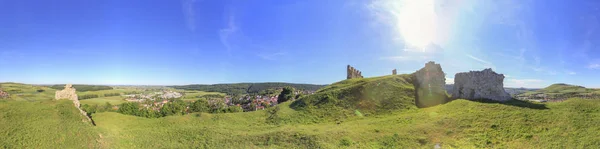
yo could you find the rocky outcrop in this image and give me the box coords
[392,69,397,75]
[347,65,363,79]
[0,89,9,99]
[55,84,91,122]
[452,69,512,102]
[412,61,447,107]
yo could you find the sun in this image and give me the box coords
[396,0,437,49]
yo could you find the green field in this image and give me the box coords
[180,90,226,101]
[2,76,600,148]
[0,100,102,148]
[80,96,127,105]
[0,83,58,101]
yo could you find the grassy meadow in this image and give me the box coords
[2,76,600,148]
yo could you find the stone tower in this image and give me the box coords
[392,69,397,75]
[347,65,364,79]
[452,68,512,102]
[412,61,447,108]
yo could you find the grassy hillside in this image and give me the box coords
[0,100,102,148]
[291,75,417,117]
[520,83,598,96]
[2,79,600,148]
[170,82,326,95]
[49,84,113,92]
[0,83,57,101]
[89,98,600,148]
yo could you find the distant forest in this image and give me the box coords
[49,84,113,92]
[170,83,326,95]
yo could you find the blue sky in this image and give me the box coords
[0,0,599,88]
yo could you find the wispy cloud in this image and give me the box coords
[257,51,287,60]
[380,55,430,63]
[588,63,600,69]
[505,79,545,88]
[219,14,238,54]
[466,54,495,69]
[566,71,577,75]
[181,0,198,32]
[445,77,454,84]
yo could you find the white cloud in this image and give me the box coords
[505,79,545,88]
[445,77,454,84]
[588,63,600,69]
[181,0,198,32]
[257,51,287,60]
[567,71,577,75]
[466,54,495,69]
[219,14,238,54]
[380,55,430,63]
[366,0,458,48]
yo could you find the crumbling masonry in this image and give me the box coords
[347,65,363,79]
[55,84,92,122]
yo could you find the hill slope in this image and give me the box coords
[520,83,598,96]
[0,100,102,148]
[291,74,417,116]
[170,83,326,95]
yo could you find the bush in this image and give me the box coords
[190,99,210,112]
[278,87,295,103]
[79,94,99,100]
[36,89,45,92]
[104,93,120,97]
[117,102,140,116]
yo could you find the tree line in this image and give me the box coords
[50,84,113,92]
[169,83,325,95]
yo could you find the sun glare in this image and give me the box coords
[396,0,437,49]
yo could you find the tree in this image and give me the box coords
[118,102,140,116]
[278,87,295,103]
[227,106,243,113]
[160,99,187,116]
[190,99,210,113]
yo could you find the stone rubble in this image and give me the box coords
[347,65,363,79]
[452,68,512,102]
[55,84,91,122]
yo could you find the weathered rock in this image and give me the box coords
[412,61,447,107]
[392,69,397,75]
[55,84,91,122]
[452,68,512,102]
[347,65,363,79]
[0,89,9,99]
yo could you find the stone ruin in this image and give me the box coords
[412,61,448,108]
[392,69,397,75]
[55,84,91,122]
[452,68,512,102]
[347,65,363,79]
[0,89,9,99]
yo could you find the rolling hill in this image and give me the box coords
[2,77,600,148]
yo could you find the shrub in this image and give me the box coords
[278,87,295,103]
[79,94,99,100]
[104,93,120,97]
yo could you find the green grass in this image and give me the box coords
[80,96,127,105]
[0,100,103,148]
[2,79,600,148]
[520,83,599,96]
[180,90,226,101]
[0,83,57,101]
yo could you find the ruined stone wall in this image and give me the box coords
[392,69,397,75]
[0,89,9,99]
[55,84,91,122]
[347,65,363,79]
[412,61,447,108]
[452,69,511,102]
